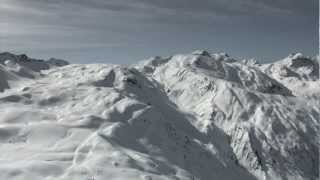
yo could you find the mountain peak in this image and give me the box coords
[0,51,318,180]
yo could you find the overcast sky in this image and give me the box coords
[0,0,318,64]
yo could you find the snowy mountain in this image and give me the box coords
[0,52,69,92]
[259,53,319,97]
[0,51,318,180]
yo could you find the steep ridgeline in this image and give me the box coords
[0,51,318,180]
[136,50,319,180]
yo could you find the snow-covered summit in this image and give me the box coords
[136,51,319,179]
[0,52,69,92]
[137,52,292,96]
[260,53,318,81]
[258,53,319,97]
[191,50,236,63]
[0,52,69,72]
[0,51,318,180]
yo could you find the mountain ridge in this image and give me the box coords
[0,51,318,180]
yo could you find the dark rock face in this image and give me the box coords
[47,58,69,67]
[288,56,319,80]
[0,67,10,92]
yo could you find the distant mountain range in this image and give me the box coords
[0,50,318,180]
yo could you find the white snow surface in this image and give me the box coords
[0,51,319,180]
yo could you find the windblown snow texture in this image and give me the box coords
[0,51,318,180]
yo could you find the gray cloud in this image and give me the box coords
[135,0,316,16]
[0,0,317,63]
[2,0,316,17]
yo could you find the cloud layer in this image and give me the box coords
[0,0,317,63]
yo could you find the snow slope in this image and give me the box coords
[0,51,318,180]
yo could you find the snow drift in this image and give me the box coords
[0,51,318,180]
